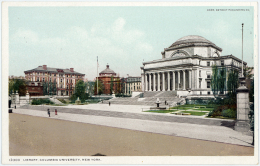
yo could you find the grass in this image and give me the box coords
[145,110,178,113]
[193,108,214,111]
[180,111,207,116]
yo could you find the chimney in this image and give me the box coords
[43,65,47,70]
[70,68,74,72]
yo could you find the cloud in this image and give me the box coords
[10,17,153,80]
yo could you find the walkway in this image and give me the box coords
[15,104,253,147]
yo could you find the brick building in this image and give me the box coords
[96,65,120,95]
[24,65,85,96]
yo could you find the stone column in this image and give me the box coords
[162,72,165,91]
[167,72,170,91]
[178,71,180,90]
[235,79,250,132]
[183,70,186,90]
[157,73,160,91]
[149,73,152,91]
[145,74,148,91]
[189,70,192,89]
[172,71,175,90]
[153,73,156,91]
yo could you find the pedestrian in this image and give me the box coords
[109,102,110,106]
[47,109,50,117]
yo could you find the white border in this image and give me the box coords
[2,1,259,165]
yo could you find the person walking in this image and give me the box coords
[47,109,50,117]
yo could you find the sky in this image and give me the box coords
[8,5,255,80]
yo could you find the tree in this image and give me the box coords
[110,76,114,94]
[9,79,27,96]
[71,80,88,102]
[227,69,239,97]
[249,79,254,102]
[93,80,104,95]
[243,66,254,79]
[211,65,226,96]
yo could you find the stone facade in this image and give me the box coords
[141,35,247,98]
[124,76,142,94]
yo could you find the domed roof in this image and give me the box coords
[168,35,222,51]
[100,65,116,75]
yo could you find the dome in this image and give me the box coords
[168,35,222,51]
[100,65,116,75]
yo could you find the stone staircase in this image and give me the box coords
[102,91,182,106]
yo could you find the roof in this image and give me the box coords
[168,35,222,51]
[24,66,84,75]
[100,65,116,75]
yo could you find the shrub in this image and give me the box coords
[222,109,237,118]
[31,98,54,105]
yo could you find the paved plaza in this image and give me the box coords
[14,104,253,147]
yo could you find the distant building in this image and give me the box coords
[24,65,85,96]
[141,35,247,98]
[86,81,95,96]
[96,64,120,95]
[26,81,43,96]
[9,75,25,80]
[124,76,142,95]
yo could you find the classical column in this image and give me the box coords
[153,73,156,91]
[145,74,148,91]
[162,72,165,91]
[183,70,186,90]
[172,71,175,90]
[149,73,152,91]
[157,73,160,91]
[167,72,170,91]
[178,71,180,90]
[189,70,192,89]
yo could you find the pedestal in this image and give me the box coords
[235,81,250,133]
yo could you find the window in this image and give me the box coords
[221,60,224,66]
[54,74,56,76]
[71,80,72,83]
[207,82,210,88]
[207,62,210,66]
[67,79,69,83]
[200,91,202,95]
[61,79,63,82]
[199,61,201,65]
[50,78,52,82]
[199,81,201,89]
[207,75,211,79]
[199,70,201,77]
[207,91,210,95]
[67,85,69,89]
[49,73,51,76]
[43,78,45,82]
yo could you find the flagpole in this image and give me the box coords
[97,56,98,95]
[242,23,244,77]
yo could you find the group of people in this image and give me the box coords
[47,109,58,117]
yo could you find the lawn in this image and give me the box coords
[180,111,208,116]
[193,108,214,111]
[145,110,178,113]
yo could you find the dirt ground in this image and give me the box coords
[9,113,254,156]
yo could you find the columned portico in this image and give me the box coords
[167,72,170,91]
[178,71,180,90]
[153,73,156,91]
[162,72,165,91]
[189,70,192,89]
[145,74,148,91]
[157,73,160,91]
[183,70,186,90]
[172,71,175,90]
[149,73,152,91]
